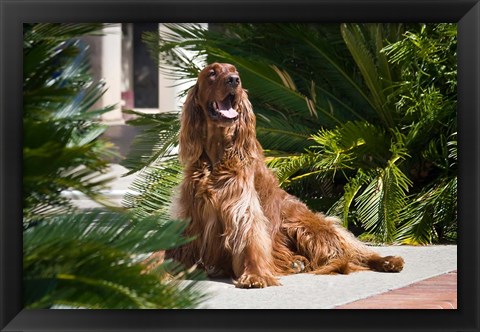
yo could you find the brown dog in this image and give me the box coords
[167,63,404,288]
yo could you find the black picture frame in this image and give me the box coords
[1,0,478,331]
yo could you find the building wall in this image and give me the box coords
[82,24,123,124]
[85,23,207,124]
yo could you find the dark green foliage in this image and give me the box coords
[120,110,183,219]
[121,110,180,175]
[23,23,118,221]
[382,24,457,243]
[24,211,205,309]
[23,23,205,309]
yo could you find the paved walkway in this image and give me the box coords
[66,164,457,309]
[62,164,136,209]
[196,245,457,309]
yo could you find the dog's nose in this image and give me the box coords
[226,74,240,88]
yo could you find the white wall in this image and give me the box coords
[83,24,124,124]
[99,24,123,123]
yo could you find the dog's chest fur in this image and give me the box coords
[180,155,253,274]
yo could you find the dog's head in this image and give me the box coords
[194,62,244,124]
[179,63,257,164]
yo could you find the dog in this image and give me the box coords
[166,63,404,288]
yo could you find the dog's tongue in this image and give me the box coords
[217,99,238,119]
[219,108,238,119]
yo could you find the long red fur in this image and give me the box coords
[166,63,404,288]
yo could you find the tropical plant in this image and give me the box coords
[383,24,457,244]
[120,109,183,218]
[24,211,204,309]
[124,23,370,218]
[128,23,456,245]
[23,23,205,309]
[23,23,117,221]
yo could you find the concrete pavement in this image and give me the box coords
[65,164,457,309]
[196,245,457,309]
[62,164,137,209]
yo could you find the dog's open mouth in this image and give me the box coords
[208,95,238,120]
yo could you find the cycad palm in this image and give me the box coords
[132,23,456,245]
[24,211,204,309]
[23,23,117,220]
[23,23,205,309]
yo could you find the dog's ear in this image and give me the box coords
[178,84,204,164]
[235,90,260,159]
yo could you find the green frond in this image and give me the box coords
[256,113,313,153]
[310,121,392,171]
[395,176,457,244]
[122,158,183,218]
[24,211,191,255]
[355,158,411,243]
[23,23,208,310]
[447,132,457,164]
[328,169,375,227]
[23,23,116,216]
[24,212,205,309]
[143,23,208,82]
[24,23,106,43]
[341,24,396,127]
[277,24,376,120]
[266,152,321,186]
[121,110,181,175]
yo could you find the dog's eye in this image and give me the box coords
[209,70,216,78]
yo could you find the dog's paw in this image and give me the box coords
[234,273,280,288]
[380,256,404,272]
[290,255,310,273]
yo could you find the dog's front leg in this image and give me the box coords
[227,204,280,288]
[233,239,281,288]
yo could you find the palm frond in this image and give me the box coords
[266,152,321,186]
[256,113,313,153]
[143,23,208,82]
[25,211,190,254]
[355,159,411,243]
[396,176,457,244]
[121,110,180,175]
[327,169,375,227]
[447,132,457,165]
[23,23,208,310]
[24,211,206,309]
[280,24,376,120]
[341,24,395,127]
[23,23,116,216]
[310,121,392,171]
[122,158,183,218]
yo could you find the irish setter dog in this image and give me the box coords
[166,63,404,288]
